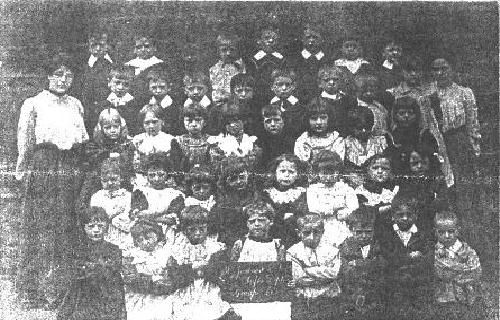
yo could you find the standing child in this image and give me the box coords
[230,74,261,137]
[123,220,176,320]
[230,202,290,320]
[354,73,390,135]
[294,98,345,165]
[379,40,404,90]
[125,35,163,76]
[286,214,342,320]
[57,207,126,320]
[307,151,358,246]
[132,153,185,247]
[261,154,308,249]
[335,38,372,75]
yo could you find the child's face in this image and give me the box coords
[409,151,430,175]
[226,170,249,191]
[134,37,155,60]
[436,218,459,248]
[271,76,296,99]
[191,181,212,201]
[309,113,328,134]
[341,40,362,60]
[143,111,163,136]
[185,223,209,245]
[317,163,340,185]
[395,107,417,127]
[48,66,74,94]
[355,77,378,103]
[247,213,272,239]
[101,173,121,192]
[431,59,452,85]
[318,69,343,94]
[147,168,168,190]
[257,30,279,53]
[403,68,422,87]
[108,76,130,97]
[225,118,244,137]
[135,231,159,252]
[263,114,284,135]
[89,38,110,58]
[352,119,371,142]
[84,220,108,242]
[101,118,121,140]
[233,85,254,101]
[218,42,239,64]
[352,227,373,245]
[302,29,323,52]
[367,158,391,184]
[299,223,324,249]
[149,79,170,98]
[276,160,298,188]
[392,204,418,231]
[183,116,205,135]
[382,43,402,63]
[184,82,208,101]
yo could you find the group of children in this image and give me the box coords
[44,23,484,320]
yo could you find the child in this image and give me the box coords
[209,33,249,106]
[57,207,126,320]
[90,159,135,251]
[433,210,483,318]
[379,40,404,90]
[183,71,212,109]
[377,191,434,310]
[286,214,342,320]
[125,35,163,76]
[94,66,143,136]
[387,55,426,99]
[184,164,217,211]
[344,106,388,168]
[132,104,179,188]
[269,68,306,140]
[123,220,176,320]
[132,153,185,246]
[170,205,239,320]
[261,154,308,249]
[354,73,389,135]
[335,38,372,75]
[255,105,295,169]
[307,151,358,246]
[230,73,261,137]
[294,98,345,165]
[230,202,290,320]
[175,103,216,172]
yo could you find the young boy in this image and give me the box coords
[125,35,163,76]
[94,66,143,136]
[286,213,341,320]
[183,71,212,109]
[230,73,261,136]
[335,38,372,75]
[379,40,404,90]
[269,68,306,141]
[354,73,389,135]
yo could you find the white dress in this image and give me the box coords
[294,131,345,163]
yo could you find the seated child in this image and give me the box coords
[377,191,434,309]
[261,154,308,248]
[335,38,372,75]
[123,220,176,320]
[344,106,388,168]
[183,71,212,109]
[354,73,390,135]
[209,33,249,106]
[269,68,306,141]
[57,207,126,320]
[286,214,342,320]
[379,40,404,90]
[90,159,135,251]
[94,66,143,136]
[230,73,261,137]
[433,210,483,317]
[255,105,295,169]
[294,98,345,165]
[132,104,178,188]
[307,151,358,246]
[125,35,163,76]
[170,205,240,320]
[132,153,185,246]
[230,201,290,320]
[184,164,217,212]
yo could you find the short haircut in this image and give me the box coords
[297,213,324,231]
[390,190,420,217]
[216,32,240,46]
[182,102,208,119]
[261,104,283,118]
[82,206,110,225]
[306,98,329,119]
[271,68,297,83]
[130,220,165,243]
[243,201,275,221]
[313,150,344,173]
[435,210,458,225]
[139,104,164,124]
[109,65,134,81]
[183,71,209,87]
[230,73,255,93]
[179,205,209,228]
[147,67,170,83]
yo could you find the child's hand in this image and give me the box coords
[409,251,422,259]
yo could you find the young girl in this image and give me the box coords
[230,202,290,320]
[294,99,345,166]
[184,164,217,212]
[170,205,239,320]
[307,150,358,246]
[344,106,388,168]
[123,220,176,320]
[57,207,126,320]
[132,153,185,246]
[335,38,371,75]
[261,154,309,249]
[132,104,179,188]
[90,158,135,251]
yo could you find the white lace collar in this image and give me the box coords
[335,58,369,74]
[382,59,394,70]
[150,95,173,109]
[321,91,344,100]
[184,195,216,212]
[213,133,257,157]
[107,92,134,106]
[301,49,325,61]
[254,50,283,61]
[265,187,305,204]
[125,56,163,75]
[184,95,211,108]
[88,54,113,68]
[270,95,299,107]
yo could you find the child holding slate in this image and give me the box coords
[229,201,290,320]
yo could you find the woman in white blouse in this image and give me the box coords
[15,53,89,309]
